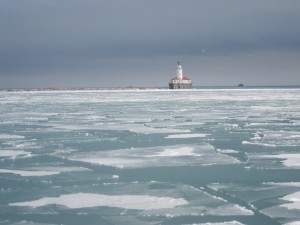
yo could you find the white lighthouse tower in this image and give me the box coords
[169,62,192,89]
[176,62,183,80]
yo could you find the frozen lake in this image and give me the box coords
[1,88,300,225]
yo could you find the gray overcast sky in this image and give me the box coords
[1,0,300,88]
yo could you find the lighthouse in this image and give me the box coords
[169,62,192,89]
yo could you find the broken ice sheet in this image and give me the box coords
[9,182,253,217]
[64,144,240,168]
[208,182,300,224]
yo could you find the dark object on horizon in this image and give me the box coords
[238,84,244,87]
[169,62,192,89]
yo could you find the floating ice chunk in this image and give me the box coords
[242,141,276,147]
[0,167,90,177]
[216,149,239,154]
[165,133,209,139]
[280,191,300,210]
[183,221,245,225]
[9,193,188,210]
[260,154,300,168]
[10,221,57,225]
[0,150,31,158]
[112,175,119,179]
[149,147,201,157]
[264,182,300,187]
[17,143,36,149]
[246,131,300,147]
[0,169,60,176]
[0,134,24,139]
[124,126,191,134]
[284,222,300,225]
[74,157,144,169]
[250,132,264,141]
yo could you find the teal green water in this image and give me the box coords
[1,89,300,225]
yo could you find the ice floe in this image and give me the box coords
[0,167,90,177]
[0,169,61,176]
[53,123,191,134]
[165,133,210,139]
[208,182,300,223]
[284,222,300,225]
[9,193,188,210]
[265,182,300,187]
[149,147,202,157]
[260,154,300,168]
[0,150,31,158]
[66,144,240,168]
[280,191,300,210]
[11,221,57,225]
[242,141,276,147]
[9,182,253,216]
[216,149,239,154]
[244,131,300,147]
[112,175,119,179]
[246,152,300,169]
[183,221,245,225]
[0,134,25,139]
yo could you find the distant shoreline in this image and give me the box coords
[0,87,168,92]
[1,85,300,92]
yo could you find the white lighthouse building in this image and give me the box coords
[169,62,192,89]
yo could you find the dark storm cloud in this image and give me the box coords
[0,0,300,87]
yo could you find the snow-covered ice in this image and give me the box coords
[260,154,300,168]
[280,191,300,210]
[0,150,31,158]
[67,144,240,168]
[0,167,90,176]
[9,193,188,210]
[165,133,210,139]
[0,134,25,139]
[183,221,245,225]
